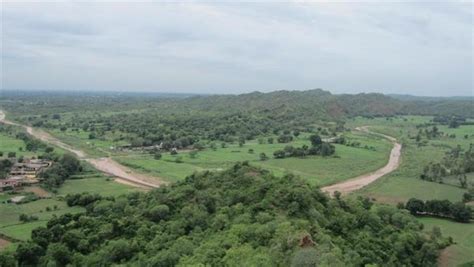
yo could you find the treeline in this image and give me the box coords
[273,135,335,158]
[433,115,473,128]
[0,163,449,266]
[404,198,472,223]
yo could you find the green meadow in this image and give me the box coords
[114,131,393,186]
[0,198,84,241]
[0,133,37,158]
[58,175,139,197]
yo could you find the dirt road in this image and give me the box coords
[321,126,402,196]
[0,110,165,188]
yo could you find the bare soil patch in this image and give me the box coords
[0,237,11,250]
[23,186,51,198]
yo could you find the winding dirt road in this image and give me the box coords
[321,126,402,196]
[0,111,165,189]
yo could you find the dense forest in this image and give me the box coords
[0,163,450,266]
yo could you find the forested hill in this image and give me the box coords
[1,89,472,119]
[173,89,473,119]
[0,163,449,266]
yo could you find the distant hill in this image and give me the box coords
[175,89,474,119]
[388,94,473,101]
[1,89,473,119]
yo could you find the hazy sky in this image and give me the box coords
[1,1,473,96]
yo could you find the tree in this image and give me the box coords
[259,153,268,161]
[7,152,16,158]
[293,130,300,138]
[60,154,81,174]
[448,119,460,128]
[0,251,15,267]
[463,189,474,203]
[267,138,274,144]
[16,242,44,266]
[309,134,322,147]
[320,143,335,156]
[405,198,424,215]
[451,202,472,223]
[238,137,246,147]
[47,243,72,266]
[291,248,318,267]
[273,150,286,159]
[277,134,293,143]
[154,152,162,160]
[458,174,467,188]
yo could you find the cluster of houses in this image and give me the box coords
[0,159,52,192]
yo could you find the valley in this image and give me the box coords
[0,91,472,266]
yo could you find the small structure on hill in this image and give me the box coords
[9,196,26,204]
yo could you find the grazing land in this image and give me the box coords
[114,131,392,185]
[0,198,84,241]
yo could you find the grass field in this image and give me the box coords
[44,122,395,186]
[419,217,474,267]
[0,132,36,158]
[0,198,84,241]
[58,175,139,196]
[114,131,393,186]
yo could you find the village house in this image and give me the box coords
[0,176,25,192]
[9,159,51,180]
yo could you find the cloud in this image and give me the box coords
[1,1,472,96]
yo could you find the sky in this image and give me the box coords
[1,1,473,96]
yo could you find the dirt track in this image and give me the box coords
[0,111,165,189]
[321,126,402,196]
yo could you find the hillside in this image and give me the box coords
[0,163,448,266]
[2,89,471,120]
